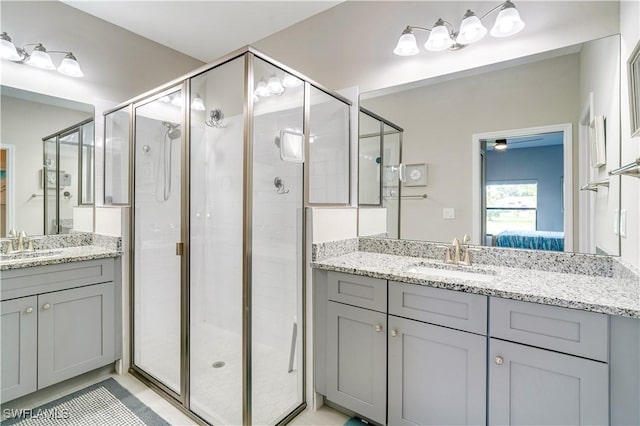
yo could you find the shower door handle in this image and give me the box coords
[176,242,184,256]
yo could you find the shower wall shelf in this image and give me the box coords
[609,157,640,178]
[580,180,610,192]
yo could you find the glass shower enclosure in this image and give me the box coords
[104,47,351,425]
[358,108,403,238]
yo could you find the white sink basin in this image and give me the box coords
[404,265,495,283]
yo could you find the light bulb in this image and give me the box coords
[491,1,525,37]
[26,44,55,70]
[282,74,302,88]
[171,93,183,106]
[267,76,285,95]
[425,20,453,52]
[255,80,271,97]
[0,32,21,61]
[494,139,508,150]
[57,52,83,77]
[457,11,487,45]
[191,93,206,110]
[393,28,419,56]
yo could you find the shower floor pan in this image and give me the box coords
[138,321,299,425]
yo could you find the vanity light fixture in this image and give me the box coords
[494,139,508,150]
[254,73,302,99]
[0,32,84,77]
[161,92,207,110]
[393,1,525,56]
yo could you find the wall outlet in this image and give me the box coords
[613,209,619,235]
[443,208,455,219]
[620,209,627,238]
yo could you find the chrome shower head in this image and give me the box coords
[162,121,181,140]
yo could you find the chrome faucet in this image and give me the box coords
[452,238,462,264]
[440,234,480,266]
[6,230,34,254]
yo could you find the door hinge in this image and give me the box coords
[176,242,184,256]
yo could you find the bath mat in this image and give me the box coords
[344,417,369,426]
[1,378,169,426]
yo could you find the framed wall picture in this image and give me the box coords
[403,163,428,187]
[589,115,606,168]
[628,39,640,137]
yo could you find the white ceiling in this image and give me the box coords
[62,1,342,62]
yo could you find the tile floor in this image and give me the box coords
[2,368,348,425]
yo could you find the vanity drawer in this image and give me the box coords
[1,258,115,301]
[490,297,608,362]
[327,271,387,313]
[389,281,488,335]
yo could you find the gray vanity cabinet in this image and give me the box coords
[1,296,38,402]
[488,338,609,425]
[388,315,487,426]
[488,298,609,425]
[37,282,115,388]
[326,301,387,425]
[1,258,119,403]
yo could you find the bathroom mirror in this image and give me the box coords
[0,86,94,237]
[359,34,621,256]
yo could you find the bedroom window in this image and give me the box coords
[486,181,537,235]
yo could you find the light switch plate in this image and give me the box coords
[443,208,455,219]
[620,209,627,238]
[613,209,619,235]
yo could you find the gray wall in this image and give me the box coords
[486,145,564,232]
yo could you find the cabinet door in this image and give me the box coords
[1,296,38,403]
[388,316,486,425]
[489,339,608,425]
[327,301,386,424]
[38,282,115,388]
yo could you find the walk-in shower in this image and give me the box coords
[103,47,351,425]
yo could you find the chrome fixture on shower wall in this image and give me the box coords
[0,32,84,77]
[158,121,181,202]
[205,109,227,128]
[393,1,525,56]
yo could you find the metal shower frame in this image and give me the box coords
[103,46,352,426]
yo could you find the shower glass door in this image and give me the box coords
[133,87,184,396]
[383,125,401,239]
[43,137,57,235]
[189,57,245,425]
[251,57,304,424]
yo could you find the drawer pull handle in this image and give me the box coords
[374,325,382,332]
[495,355,504,365]
[391,330,398,337]
[43,303,51,310]
[25,307,34,314]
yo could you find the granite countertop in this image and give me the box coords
[1,245,122,271]
[312,251,640,318]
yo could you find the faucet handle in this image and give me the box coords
[462,247,481,266]
[436,245,454,264]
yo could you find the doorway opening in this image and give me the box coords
[472,124,573,251]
